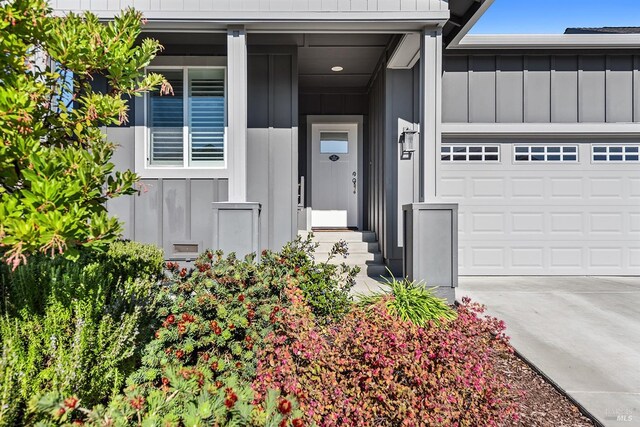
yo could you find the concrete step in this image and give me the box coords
[313,252,383,265]
[301,231,377,243]
[315,241,379,254]
[357,263,390,278]
[350,276,388,296]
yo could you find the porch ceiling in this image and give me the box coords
[296,34,391,91]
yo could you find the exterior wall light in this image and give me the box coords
[401,128,418,153]
[331,66,344,72]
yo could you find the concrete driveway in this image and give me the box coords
[457,276,640,427]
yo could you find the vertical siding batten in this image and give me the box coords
[442,53,639,125]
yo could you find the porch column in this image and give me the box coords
[418,28,442,202]
[406,27,456,303]
[227,26,248,202]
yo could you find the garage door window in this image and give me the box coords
[514,146,578,162]
[592,145,640,162]
[441,145,500,162]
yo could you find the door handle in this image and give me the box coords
[352,177,357,194]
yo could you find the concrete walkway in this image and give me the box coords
[457,276,640,427]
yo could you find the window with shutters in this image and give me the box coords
[147,67,226,168]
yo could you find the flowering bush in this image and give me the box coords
[254,288,519,427]
[30,371,305,426]
[129,249,287,388]
[130,235,359,391]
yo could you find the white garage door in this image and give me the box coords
[439,141,640,275]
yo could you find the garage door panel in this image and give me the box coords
[442,140,640,275]
[511,247,544,268]
[631,178,640,198]
[630,249,640,268]
[589,213,624,234]
[511,178,545,198]
[630,213,640,233]
[471,213,505,233]
[459,243,640,275]
[549,247,583,268]
[589,247,623,268]
[471,247,505,268]
[550,177,583,198]
[511,212,545,233]
[589,177,624,199]
[550,212,584,233]
[472,178,506,198]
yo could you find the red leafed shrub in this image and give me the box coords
[254,288,519,427]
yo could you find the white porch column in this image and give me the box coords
[227,26,248,202]
[419,28,443,202]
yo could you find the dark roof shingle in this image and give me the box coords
[564,27,640,34]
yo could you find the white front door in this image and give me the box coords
[311,123,359,228]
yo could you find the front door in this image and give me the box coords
[311,123,359,228]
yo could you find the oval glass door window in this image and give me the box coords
[320,132,349,154]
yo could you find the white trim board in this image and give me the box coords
[450,34,640,50]
[442,123,640,137]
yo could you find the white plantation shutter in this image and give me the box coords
[148,68,226,167]
[149,70,184,165]
[188,69,225,165]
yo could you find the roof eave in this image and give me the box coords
[449,33,640,50]
[446,0,496,47]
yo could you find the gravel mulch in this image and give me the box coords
[494,350,596,427]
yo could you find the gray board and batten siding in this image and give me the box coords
[367,56,422,275]
[442,53,640,124]
[107,43,298,260]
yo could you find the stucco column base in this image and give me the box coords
[212,202,261,259]
[402,203,458,304]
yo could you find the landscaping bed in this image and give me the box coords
[494,351,596,427]
[0,236,597,426]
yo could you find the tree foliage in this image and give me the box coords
[0,0,169,268]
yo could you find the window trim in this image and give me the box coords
[440,144,501,162]
[591,144,640,163]
[512,145,579,163]
[136,61,229,179]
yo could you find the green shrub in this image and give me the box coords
[30,372,305,427]
[103,240,165,285]
[274,234,359,321]
[0,0,167,267]
[129,250,285,388]
[130,236,358,394]
[0,241,163,425]
[30,239,345,426]
[357,275,457,326]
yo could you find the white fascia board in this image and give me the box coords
[68,11,450,32]
[448,0,496,47]
[388,33,421,69]
[450,34,640,49]
[442,123,640,137]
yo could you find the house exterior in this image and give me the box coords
[51,1,640,293]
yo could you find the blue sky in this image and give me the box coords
[470,0,640,34]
